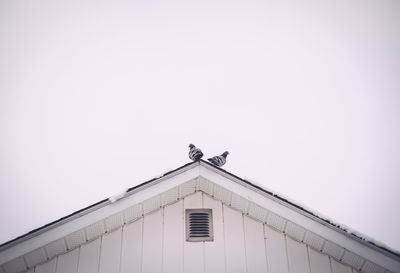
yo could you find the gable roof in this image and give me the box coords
[0,160,399,273]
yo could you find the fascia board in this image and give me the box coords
[0,164,200,265]
[199,164,400,273]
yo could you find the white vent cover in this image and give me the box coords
[185,209,213,242]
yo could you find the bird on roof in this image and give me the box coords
[188,144,204,161]
[207,151,229,167]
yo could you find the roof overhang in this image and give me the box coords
[1,161,399,273]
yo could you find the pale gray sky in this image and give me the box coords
[1,0,399,251]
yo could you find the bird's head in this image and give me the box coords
[188,144,195,149]
[222,151,229,158]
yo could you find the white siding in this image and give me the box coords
[204,194,225,273]
[142,209,163,273]
[34,259,57,273]
[308,247,332,273]
[30,192,364,273]
[223,205,247,273]
[265,225,290,273]
[56,248,79,273]
[243,216,268,273]
[120,219,143,273]
[163,200,184,273]
[183,192,204,273]
[77,238,101,273]
[98,228,122,273]
[286,236,311,273]
[331,259,353,273]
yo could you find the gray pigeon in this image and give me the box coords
[207,151,229,167]
[188,144,204,161]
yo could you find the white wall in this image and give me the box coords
[32,192,358,273]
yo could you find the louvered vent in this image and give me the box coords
[186,209,213,242]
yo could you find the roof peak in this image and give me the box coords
[1,161,399,273]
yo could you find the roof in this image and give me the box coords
[0,161,196,251]
[1,160,399,273]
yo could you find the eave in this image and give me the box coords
[0,160,399,273]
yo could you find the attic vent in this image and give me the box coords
[186,209,213,242]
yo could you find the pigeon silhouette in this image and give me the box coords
[188,144,204,161]
[207,151,229,167]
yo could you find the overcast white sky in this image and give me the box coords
[1,0,400,251]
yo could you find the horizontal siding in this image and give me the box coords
[31,192,361,273]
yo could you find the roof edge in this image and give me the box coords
[198,160,400,260]
[0,160,199,252]
[1,159,399,262]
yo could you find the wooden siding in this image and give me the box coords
[28,192,356,273]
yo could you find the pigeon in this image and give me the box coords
[188,144,204,161]
[207,151,229,167]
